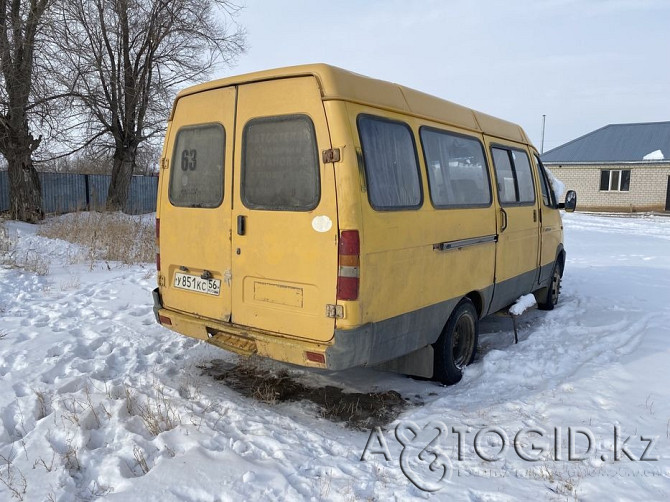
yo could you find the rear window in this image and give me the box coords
[169,124,225,208]
[358,115,422,210]
[242,114,320,211]
[420,127,491,208]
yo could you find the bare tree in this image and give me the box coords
[57,0,245,211]
[0,0,52,222]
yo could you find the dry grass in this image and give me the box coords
[21,250,49,276]
[34,390,51,420]
[1,222,49,275]
[0,222,18,267]
[38,211,154,265]
[0,450,27,501]
[132,446,150,475]
[199,359,408,429]
[137,383,181,436]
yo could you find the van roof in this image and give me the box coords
[172,63,531,145]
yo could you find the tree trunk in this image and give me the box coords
[5,133,43,223]
[106,145,137,211]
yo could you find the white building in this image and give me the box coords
[542,122,670,212]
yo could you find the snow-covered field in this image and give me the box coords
[1,212,669,501]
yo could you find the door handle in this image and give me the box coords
[237,215,246,236]
[500,208,508,233]
[533,209,537,222]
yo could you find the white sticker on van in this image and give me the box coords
[312,215,333,233]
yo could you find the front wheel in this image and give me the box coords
[538,262,563,311]
[432,298,479,385]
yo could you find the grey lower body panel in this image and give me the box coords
[326,297,461,370]
[487,268,539,314]
[487,255,564,315]
[326,283,494,370]
[325,256,564,371]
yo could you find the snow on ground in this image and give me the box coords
[1,211,670,501]
[509,294,537,316]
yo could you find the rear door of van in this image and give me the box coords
[159,76,338,343]
[159,87,235,322]
[231,77,339,342]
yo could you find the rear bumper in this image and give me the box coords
[152,288,333,368]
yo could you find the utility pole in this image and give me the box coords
[541,114,546,154]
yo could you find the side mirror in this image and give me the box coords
[558,190,577,212]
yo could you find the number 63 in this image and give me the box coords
[181,149,197,171]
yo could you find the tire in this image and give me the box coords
[537,261,563,311]
[432,298,479,385]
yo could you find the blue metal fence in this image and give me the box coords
[0,171,158,215]
[39,173,88,213]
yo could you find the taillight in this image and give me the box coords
[156,218,161,271]
[337,230,359,301]
[305,351,326,365]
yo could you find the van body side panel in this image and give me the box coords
[158,87,236,321]
[321,99,365,328]
[231,77,338,342]
[540,216,563,277]
[345,103,497,326]
[531,151,564,283]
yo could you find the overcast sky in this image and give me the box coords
[220,0,669,152]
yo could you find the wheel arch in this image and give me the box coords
[465,290,485,319]
[556,244,566,276]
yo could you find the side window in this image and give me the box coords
[512,150,535,203]
[491,148,516,204]
[491,146,536,205]
[242,114,320,211]
[534,154,556,208]
[169,123,225,208]
[358,115,422,210]
[419,127,491,208]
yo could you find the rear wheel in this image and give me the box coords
[538,261,562,311]
[432,298,479,385]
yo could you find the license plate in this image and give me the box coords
[174,272,221,296]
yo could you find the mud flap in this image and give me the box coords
[152,288,163,323]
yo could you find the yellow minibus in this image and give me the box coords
[152,64,576,384]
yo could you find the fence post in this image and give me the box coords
[84,174,90,210]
